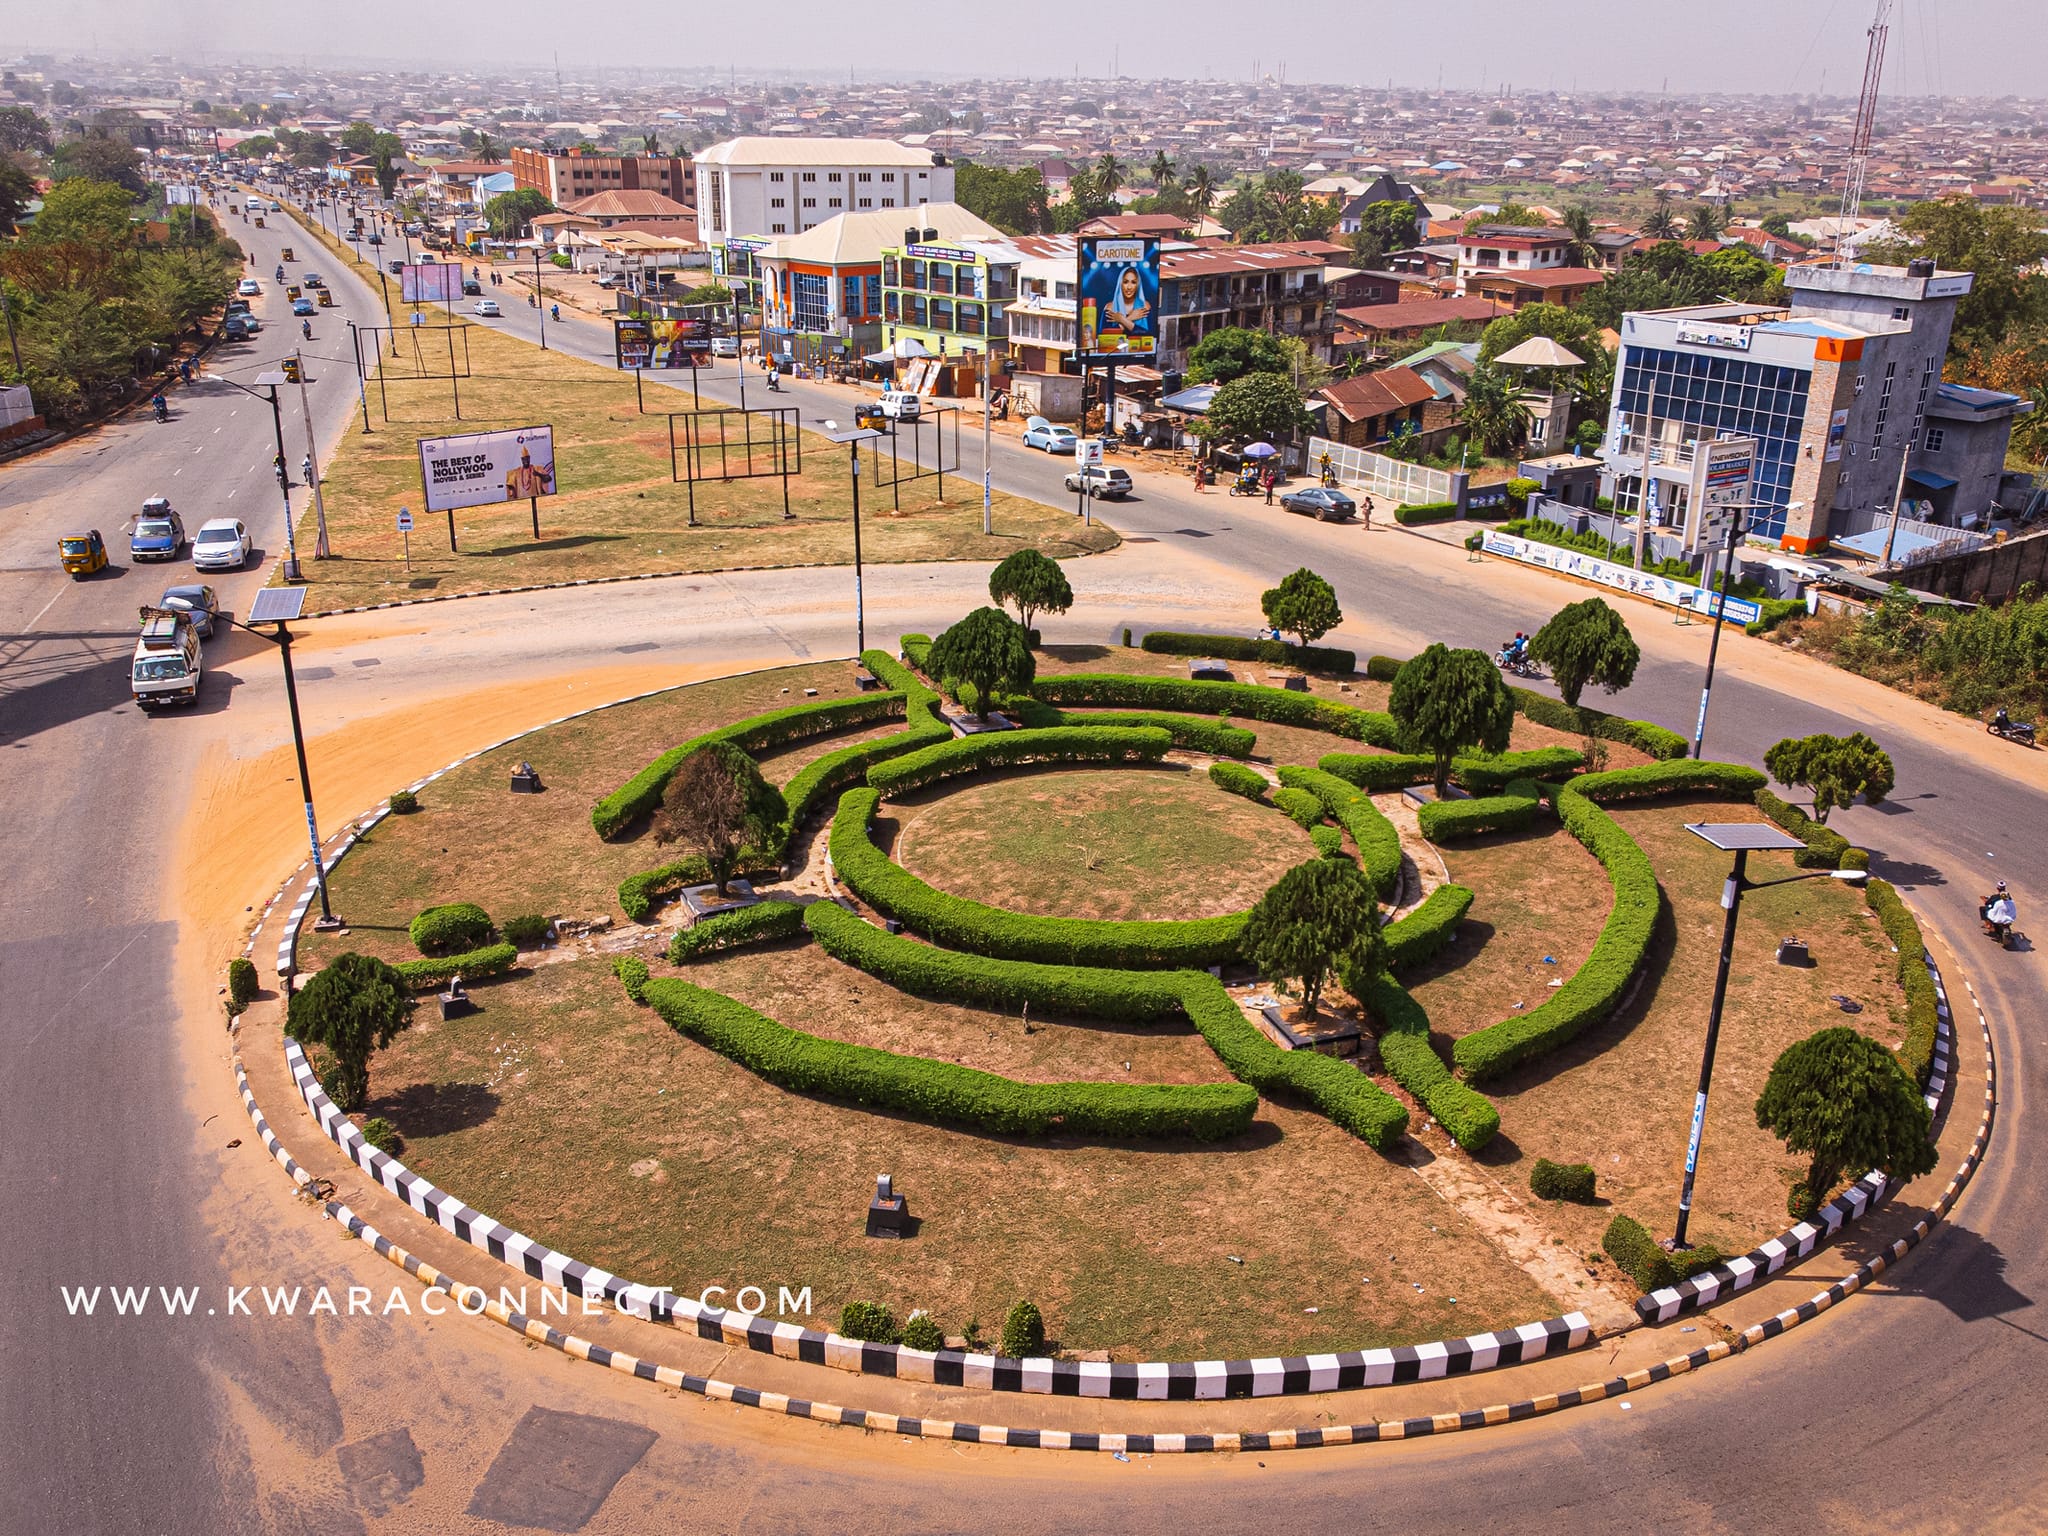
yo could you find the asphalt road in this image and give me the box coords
[2,194,2043,1532]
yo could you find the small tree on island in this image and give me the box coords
[1260,567,1343,649]
[1240,857,1385,1018]
[1755,1026,1937,1221]
[1389,644,1516,795]
[1195,370,1314,445]
[1528,597,1641,708]
[1763,732,1895,825]
[927,606,1036,720]
[288,953,417,1113]
[986,549,1073,638]
[652,740,785,895]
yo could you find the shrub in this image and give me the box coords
[802,902,1405,1148]
[928,606,1036,719]
[1865,878,1939,1086]
[1602,1213,1676,1292]
[1380,884,1473,972]
[387,789,418,814]
[1275,767,1403,899]
[1503,476,1540,511]
[1756,1025,1937,1219]
[409,902,494,956]
[667,900,806,963]
[1037,708,1256,757]
[391,942,519,993]
[1417,779,1546,842]
[1318,751,1434,792]
[613,955,651,1004]
[1343,965,1499,1150]
[1272,786,1325,828]
[1208,761,1268,800]
[1454,762,1764,1081]
[287,953,416,1113]
[643,977,1255,1139]
[1311,825,1344,858]
[360,1117,402,1155]
[1755,787,1856,869]
[1745,597,1806,636]
[226,957,259,1016]
[831,788,1247,969]
[1530,1159,1597,1202]
[502,914,551,949]
[1393,500,1461,525]
[900,633,933,669]
[1453,747,1585,793]
[617,851,786,924]
[1364,655,1404,683]
[899,1311,946,1353]
[1140,630,1356,675]
[1032,674,1402,746]
[839,1301,897,1343]
[1390,644,1516,795]
[866,726,1172,798]
[999,1300,1046,1359]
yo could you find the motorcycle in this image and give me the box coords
[1494,647,1540,678]
[151,397,168,423]
[1227,477,1261,498]
[1979,898,2016,948]
[1988,714,2038,747]
[301,320,312,340]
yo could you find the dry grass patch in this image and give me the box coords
[364,954,1556,1360]
[888,765,1313,922]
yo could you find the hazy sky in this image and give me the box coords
[12,0,2048,101]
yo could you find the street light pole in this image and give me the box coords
[535,245,547,350]
[822,421,883,655]
[261,379,302,581]
[275,620,339,928]
[292,348,331,558]
[1692,498,1803,760]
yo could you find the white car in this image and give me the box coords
[875,389,922,421]
[473,298,501,317]
[237,278,262,297]
[708,336,740,357]
[192,517,253,571]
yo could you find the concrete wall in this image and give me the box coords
[1894,527,2048,604]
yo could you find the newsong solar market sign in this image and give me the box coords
[1480,530,1760,625]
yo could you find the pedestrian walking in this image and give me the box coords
[1362,495,1375,531]
[1263,470,1275,505]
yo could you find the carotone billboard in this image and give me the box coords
[1076,237,1160,363]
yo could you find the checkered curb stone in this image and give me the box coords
[1636,950,1959,1324]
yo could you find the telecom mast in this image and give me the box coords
[1834,0,1892,266]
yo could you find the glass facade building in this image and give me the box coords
[1614,347,1812,542]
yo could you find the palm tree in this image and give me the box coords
[1459,364,1532,458]
[1187,163,1215,216]
[1687,203,1727,241]
[1094,151,1126,196]
[643,131,661,156]
[1640,189,1678,240]
[1148,150,1177,189]
[1560,203,1600,267]
[474,133,503,165]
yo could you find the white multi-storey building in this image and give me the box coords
[693,137,955,246]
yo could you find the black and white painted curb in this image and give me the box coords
[1639,951,1959,1324]
[285,1037,1591,1397]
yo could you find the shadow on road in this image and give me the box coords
[1874,1222,2036,1331]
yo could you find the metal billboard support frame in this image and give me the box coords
[667,406,802,527]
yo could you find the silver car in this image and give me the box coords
[192,518,252,571]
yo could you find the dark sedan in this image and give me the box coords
[1278,485,1358,521]
[155,584,219,640]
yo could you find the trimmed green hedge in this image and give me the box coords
[392,942,518,992]
[1417,779,1547,843]
[1453,762,1765,1082]
[227,957,259,1013]
[1139,630,1357,675]
[1311,825,1344,858]
[668,900,807,963]
[1011,698,1257,757]
[803,900,1412,1150]
[831,787,1247,969]
[900,633,933,668]
[1531,1159,1598,1202]
[1365,655,1403,683]
[1346,965,1499,1150]
[1603,1212,1722,1291]
[1755,787,1868,871]
[1272,786,1325,828]
[1381,884,1474,972]
[642,976,1257,1140]
[618,851,787,924]
[409,902,494,956]
[1319,751,1434,792]
[1866,878,1940,1087]
[613,955,650,1003]
[1455,747,1585,793]
[1745,597,1806,636]
[1393,500,1460,525]
[1032,675,1402,747]
[592,689,907,841]
[1208,762,1268,800]
[866,726,1172,798]
[1275,766,1403,900]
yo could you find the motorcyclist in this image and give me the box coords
[550,304,559,322]
[302,318,312,340]
[301,454,314,486]
[527,292,536,307]
[151,391,167,422]
[1982,881,2017,941]
[274,453,288,487]
[275,265,284,282]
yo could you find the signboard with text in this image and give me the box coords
[417,426,558,513]
[400,262,464,304]
[1480,530,1760,625]
[613,316,713,369]
[1076,236,1160,362]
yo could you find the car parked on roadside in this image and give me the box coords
[1278,485,1358,522]
[192,517,253,571]
[1063,465,1134,499]
[237,277,261,296]
[874,389,922,422]
[1022,419,1079,453]
[155,583,220,640]
[130,498,186,560]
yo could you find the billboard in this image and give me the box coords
[418,426,558,513]
[1481,530,1761,625]
[401,262,464,304]
[1076,236,1160,362]
[613,316,713,370]
[163,184,201,206]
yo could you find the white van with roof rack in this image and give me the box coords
[132,612,202,708]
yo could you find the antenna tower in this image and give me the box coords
[1835,0,1892,265]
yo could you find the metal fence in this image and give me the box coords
[1307,437,1455,506]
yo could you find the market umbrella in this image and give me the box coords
[1242,442,1280,459]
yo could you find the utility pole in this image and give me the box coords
[292,349,331,558]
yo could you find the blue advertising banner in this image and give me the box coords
[1077,236,1160,361]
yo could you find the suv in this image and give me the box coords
[876,389,922,421]
[1063,465,1134,500]
[130,498,186,560]
[132,613,202,709]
